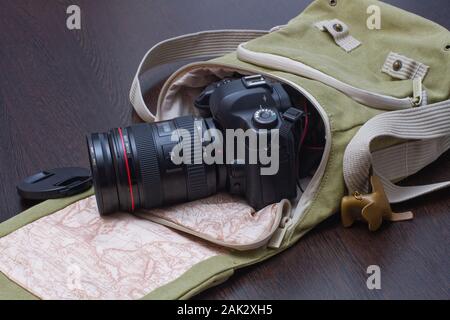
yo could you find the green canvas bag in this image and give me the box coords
[0,0,449,299]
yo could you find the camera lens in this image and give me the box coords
[87,116,224,215]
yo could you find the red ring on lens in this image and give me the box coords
[118,127,135,212]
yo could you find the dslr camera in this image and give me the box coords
[87,75,307,215]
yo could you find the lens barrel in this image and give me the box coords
[87,116,223,215]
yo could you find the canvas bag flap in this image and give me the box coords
[238,0,450,107]
[235,0,450,205]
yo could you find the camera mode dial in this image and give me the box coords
[253,108,278,129]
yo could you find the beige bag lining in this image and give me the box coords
[157,67,249,120]
[155,64,328,235]
[137,194,291,251]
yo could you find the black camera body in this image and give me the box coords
[87,75,305,215]
[195,75,304,209]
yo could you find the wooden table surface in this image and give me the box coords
[0,0,449,299]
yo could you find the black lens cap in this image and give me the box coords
[17,167,92,200]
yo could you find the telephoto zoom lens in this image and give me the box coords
[87,116,225,215]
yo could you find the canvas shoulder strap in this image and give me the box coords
[129,29,268,122]
[344,99,450,203]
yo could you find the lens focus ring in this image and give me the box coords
[132,124,163,208]
[174,117,210,201]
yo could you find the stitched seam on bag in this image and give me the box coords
[0,270,41,300]
[292,126,335,236]
[287,94,338,241]
[0,191,95,300]
[177,269,233,299]
[333,122,366,133]
[0,190,95,239]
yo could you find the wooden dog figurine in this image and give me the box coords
[341,176,413,231]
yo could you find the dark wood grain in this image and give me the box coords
[0,0,448,299]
